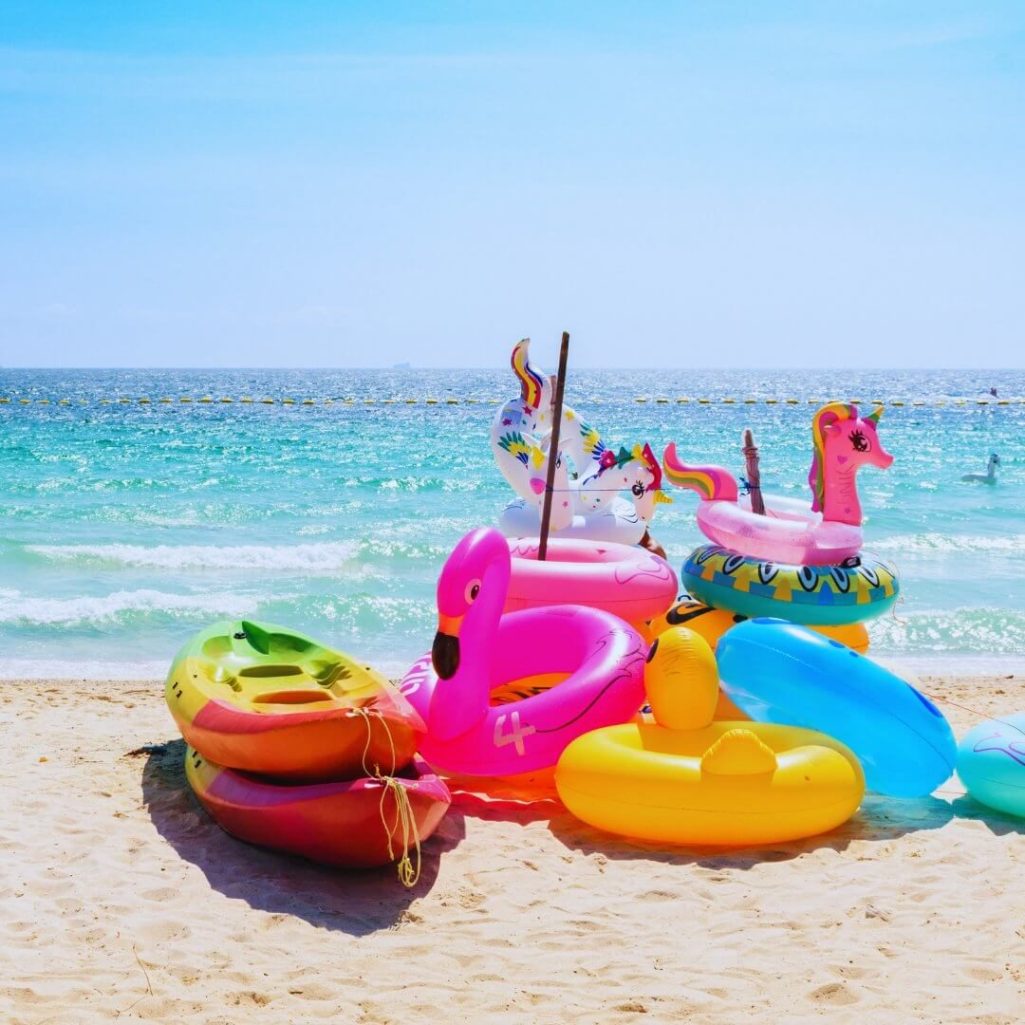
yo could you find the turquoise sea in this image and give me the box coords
[1,367,1022,679]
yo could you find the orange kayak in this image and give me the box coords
[186,747,451,868]
[166,620,424,781]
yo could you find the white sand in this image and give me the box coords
[2,675,1023,1024]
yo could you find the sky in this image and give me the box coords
[0,2,1022,369]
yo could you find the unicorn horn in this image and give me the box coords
[865,405,884,424]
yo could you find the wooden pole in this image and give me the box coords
[742,428,765,515]
[537,332,570,561]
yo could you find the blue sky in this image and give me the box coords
[1,2,1022,368]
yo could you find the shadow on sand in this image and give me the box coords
[137,738,466,936]
[546,787,1025,869]
[140,737,1025,915]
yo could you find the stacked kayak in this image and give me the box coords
[185,749,451,869]
[166,619,450,874]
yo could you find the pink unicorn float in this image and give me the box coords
[491,339,670,545]
[663,402,894,565]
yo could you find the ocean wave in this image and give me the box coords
[869,606,1025,657]
[0,658,172,680]
[872,533,1025,556]
[0,588,254,626]
[26,541,363,572]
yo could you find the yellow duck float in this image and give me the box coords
[555,627,865,846]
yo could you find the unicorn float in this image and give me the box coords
[492,339,670,546]
[663,402,894,566]
[663,403,898,626]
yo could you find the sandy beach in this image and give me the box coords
[1,675,1022,1024]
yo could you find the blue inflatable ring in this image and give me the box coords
[716,619,956,798]
[957,713,1025,817]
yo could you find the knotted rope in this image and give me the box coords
[351,705,422,888]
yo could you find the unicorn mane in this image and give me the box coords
[510,339,546,411]
[636,443,663,493]
[808,402,857,513]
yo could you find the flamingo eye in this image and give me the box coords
[850,429,869,453]
[464,580,481,603]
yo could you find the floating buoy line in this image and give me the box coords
[0,396,1021,409]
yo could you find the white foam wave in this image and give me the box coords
[0,588,253,626]
[869,606,1025,657]
[0,659,170,680]
[872,533,1025,556]
[0,654,419,681]
[27,541,362,572]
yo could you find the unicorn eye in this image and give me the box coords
[631,482,645,497]
[850,429,868,453]
[465,580,481,603]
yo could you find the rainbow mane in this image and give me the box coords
[635,443,663,493]
[662,443,739,502]
[808,402,857,513]
[510,339,546,411]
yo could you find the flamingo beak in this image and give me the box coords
[431,613,464,680]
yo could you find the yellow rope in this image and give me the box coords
[351,706,422,889]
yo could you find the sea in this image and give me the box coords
[1,367,1023,680]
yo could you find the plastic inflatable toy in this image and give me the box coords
[681,544,899,626]
[166,619,424,781]
[957,713,1025,817]
[186,746,451,868]
[506,536,677,629]
[663,402,893,565]
[648,597,870,652]
[716,620,956,797]
[555,626,865,846]
[493,339,670,543]
[398,528,646,776]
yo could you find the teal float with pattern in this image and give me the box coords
[681,543,899,627]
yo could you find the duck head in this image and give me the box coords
[431,528,511,681]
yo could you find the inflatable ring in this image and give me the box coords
[957,713,1025,817]
[716,619,956,797]
[693,492,863,567]
[648,597,870,652]
[556,630,864,846]
[681,544,898,626]
[399,529,646,776]
[505,537,677,628]
[499,494,647,546]
[557,721,864,846]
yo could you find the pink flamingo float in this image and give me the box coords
[663,402,894,565]
[398,528,647,776]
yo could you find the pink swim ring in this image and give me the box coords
[398,528,647,776]
[505,537,677,627]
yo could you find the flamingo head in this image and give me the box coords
[431,528,510,681]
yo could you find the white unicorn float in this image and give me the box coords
[491,339,670,546]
